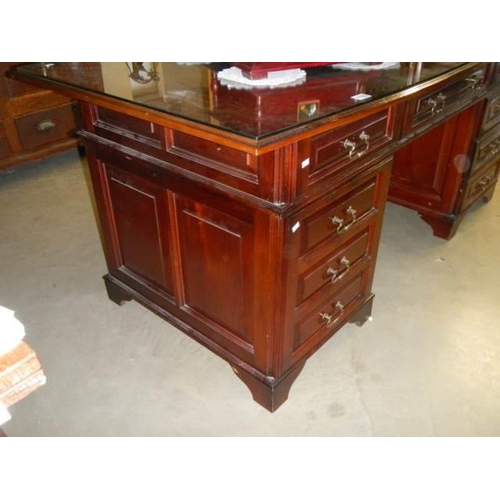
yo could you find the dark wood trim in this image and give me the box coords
[11,63,487,154]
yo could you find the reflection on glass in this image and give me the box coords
[125,63,160,85]
[16,62,468,140]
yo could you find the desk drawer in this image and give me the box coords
[461,160,499,211]
[293,271,364,353]
[481,91,500,133]
[409,65,486,131]
[306,108,395,189]
[84,104,267,201]
[92,105,164,156]
[297,228,369,307]
[488,62,500,86]
[14,104,75,151]
[299,179,377,256]
[471,124,500,174]
[92,105,254,177]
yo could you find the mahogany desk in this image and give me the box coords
[12,63,500,411]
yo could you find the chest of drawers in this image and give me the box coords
[0,62,80,170]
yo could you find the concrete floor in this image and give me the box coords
[1,149,499,436]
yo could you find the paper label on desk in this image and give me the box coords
[292,222,300,233]
[351,93,372,102]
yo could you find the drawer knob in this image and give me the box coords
[343,131,370,160]
[37,119,56,132]
[320,302,345,328]
[326,256,351,283]
[427,93,446,115]
[330,206,357,234]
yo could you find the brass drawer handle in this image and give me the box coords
[343,131,370,160]
[37,119,56,132]
[326,256,351,284]
[466,75,483,91]
[426,93,446,115]
[493,104,500,115]
[330,206,357,234]
[489,139,500,156]
[478,176,492,191]
[320,302,345,328]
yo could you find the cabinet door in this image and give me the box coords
[104,163,176,299]
[174,193,257,361]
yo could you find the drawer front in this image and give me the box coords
[471,124,500,174]
[91,105,252,173]
[84,104,269,202]
[461,160,500,211]
[169,130,257,177]
[91,105,258,178]
[8,91,72,117]
[4,64,39,98]
[306,108,394,189]
[299,179,377,256]
[488,62,500,86]
[410,65,486,130]
[297,228,369,307]
[92,105,164,156]
[293,271,365,354]
[481,92,500,133]
[15,104,76,151]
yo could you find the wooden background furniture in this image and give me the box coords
[0,341,46,436]
[0,62,79,170]
[12,62,500,412]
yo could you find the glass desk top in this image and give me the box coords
[15,62,468,140]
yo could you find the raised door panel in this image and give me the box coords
[105,164,175,298]
[175,194,256,358]
[391,120,453,207]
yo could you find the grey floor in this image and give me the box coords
[1,149,499,436]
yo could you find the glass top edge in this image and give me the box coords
[14,62,472,141]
